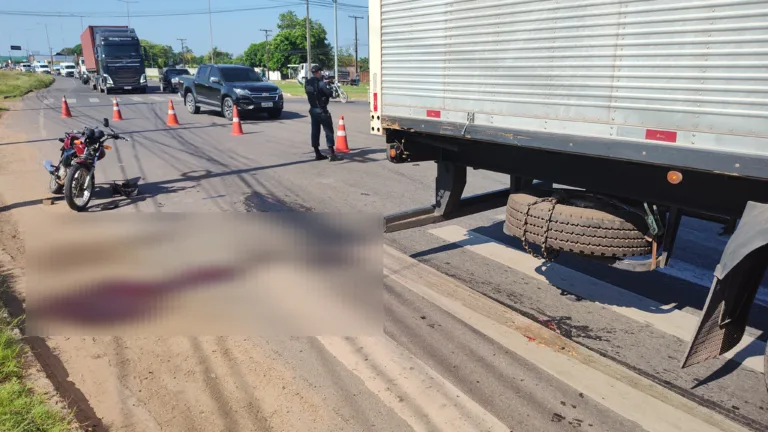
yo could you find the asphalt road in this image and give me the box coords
[0,76,766,432]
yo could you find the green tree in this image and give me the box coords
[359,56,369,72]
[72,44,82,56]
[268,11,334,74]
[140,40,174,68]
[337,47,355,67]
[242,42,267,68]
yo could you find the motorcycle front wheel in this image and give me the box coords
[64,164,94,212]
[338,87,348,104]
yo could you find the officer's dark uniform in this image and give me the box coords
[305,65,340,161]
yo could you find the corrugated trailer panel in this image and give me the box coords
[375,0,768,174]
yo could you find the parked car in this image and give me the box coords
[34,63,51,74]
[53,65,61,75]
[159,67,191,93]
[177,64,284,121]
[19,63,33,72]
[60,63,77,77]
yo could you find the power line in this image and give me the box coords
[116,0,138,27]
[0,1,366,19]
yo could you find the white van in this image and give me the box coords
[60,63,77,77]
[34,63,51,74]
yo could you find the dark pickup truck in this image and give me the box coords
[177,64,284,121]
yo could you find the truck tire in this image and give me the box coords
[503,189,652,258]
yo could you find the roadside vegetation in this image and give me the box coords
[0,71,55,101]
[274,80,369,100]
[0,272,74,431]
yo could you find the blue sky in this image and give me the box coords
[1,0,369,59]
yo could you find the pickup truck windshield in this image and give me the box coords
[166,69,190,76]
[220,68,263,82]
[103,45,142,57]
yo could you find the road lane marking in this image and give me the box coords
[68,99,76,104]
[317,335,510,432]
[150,96,165,101]
[89,98,100,103]
[383,244,751,432]
[427,225,765,374]
[130,96,142,101]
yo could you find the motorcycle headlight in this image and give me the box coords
[234,88,250,96]
[140,74,147,83]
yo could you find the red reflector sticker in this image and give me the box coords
[426,110,441,119]
[645,129,678,143]
[373,93,378,112]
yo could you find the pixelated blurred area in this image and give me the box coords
[26,212,383,337]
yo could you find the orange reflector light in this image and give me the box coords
[104,145,112,150]
[667,171,683,185]
[389,149,396,158]
[74,140,82,145]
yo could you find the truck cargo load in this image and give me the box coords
[369,0,768,390]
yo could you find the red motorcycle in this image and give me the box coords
[44,118,129,212]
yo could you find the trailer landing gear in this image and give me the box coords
[384,161,509,234]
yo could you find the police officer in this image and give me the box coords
[305,65,341,161]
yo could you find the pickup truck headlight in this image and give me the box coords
[234,88,250,96]
[140,74,147,84]
[276,88,282,95]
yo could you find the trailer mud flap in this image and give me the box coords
[682,201,768,369]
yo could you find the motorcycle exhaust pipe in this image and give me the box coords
[43,160,57,175]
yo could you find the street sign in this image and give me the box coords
[10,45,21,51]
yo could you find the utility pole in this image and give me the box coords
[259,29,272,80]
[80,16,84,32]
[177,38,187,67]
[208,0,215,64]
[333,0,338,82]
[44,24,53,66]
[116,0,138,27]
[349,15,364,81]
[305,0,311,81]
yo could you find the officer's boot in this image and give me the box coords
[314,147,328,160]
[328,147,342,162]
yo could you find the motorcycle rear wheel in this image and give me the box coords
[48,172,64,194]
[64,165,94,212]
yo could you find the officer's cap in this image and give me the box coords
[311,65,323,73]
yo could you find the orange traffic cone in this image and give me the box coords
[112,97,123,121]
[167,100,180,126]
[335,115,350,153]
[61,96,72,118]
[231,106,244,136]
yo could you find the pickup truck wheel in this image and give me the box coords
[503,189,652,258]
[221,97,234,121]
[185,92,199,114]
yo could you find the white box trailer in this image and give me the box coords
[369,0,768,389]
